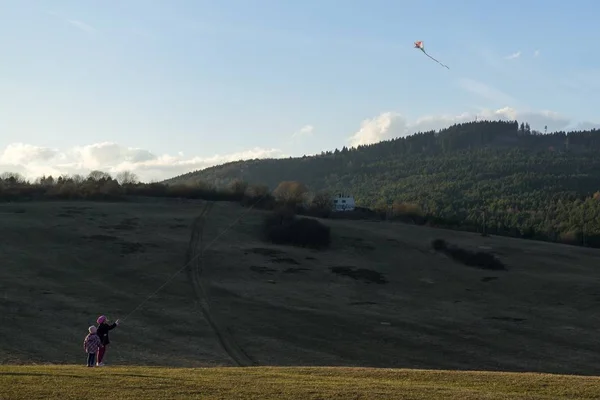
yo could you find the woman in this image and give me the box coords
[96,315,120,366]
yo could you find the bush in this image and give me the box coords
[263,210,331,249]
[431,238,448,251]
[431,239,506,270]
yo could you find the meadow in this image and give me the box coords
[2,365,599,399]
[1,199,600,398]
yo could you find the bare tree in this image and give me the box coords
[0,172,26,184]
[391,201,423,218]
[245,184,269,198]
[70,174,85,184]
[229,179,248,196]
[88,170,112,181]
[273,181,309,206]
[116,170,139,185]
[36,175,55,186]
[311,190,333,210]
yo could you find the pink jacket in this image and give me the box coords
[84,333,102,353]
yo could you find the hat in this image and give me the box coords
[97,315,107,324]
[89,326,97,334]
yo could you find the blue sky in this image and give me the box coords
[1,0,599,181]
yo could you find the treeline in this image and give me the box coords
[0,170,271,204]
[0,172,322,214]
[2,169,600,249]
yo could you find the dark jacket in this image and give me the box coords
[97,322,117,345]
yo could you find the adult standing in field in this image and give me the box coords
[96,315,120,366]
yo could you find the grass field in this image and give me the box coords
[2,365,599,399]
[1,198,600,397]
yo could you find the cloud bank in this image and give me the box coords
[0,143,285,183]
[348,107,599,147]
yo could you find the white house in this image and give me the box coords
[332,193,355,212]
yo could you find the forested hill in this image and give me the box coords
[166,120,600,205]
[165,120,600,245]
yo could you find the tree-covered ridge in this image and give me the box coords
[165,120,600,246]
[166,120,600,204]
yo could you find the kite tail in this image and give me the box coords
[424,50,450,69]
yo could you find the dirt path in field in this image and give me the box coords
[185,202,256,366]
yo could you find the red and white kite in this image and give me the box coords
[414,41,449,69]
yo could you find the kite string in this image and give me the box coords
[121,195,266,322]
[424,51,449,69]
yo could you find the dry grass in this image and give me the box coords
[1,365,599,399]
[1,199,600,379]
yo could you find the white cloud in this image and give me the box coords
[0,143,60,165]
[505,51,521,60]
[348,112,407,147]
[348,107,584,147]
[292,125,314,137]
[0,143,285,183]
[534,50,540,57]
[67,19,96,34]
[457,78,516,105]
[46,11,97,34]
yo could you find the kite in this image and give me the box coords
[414,41,449,69]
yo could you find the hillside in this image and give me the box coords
[2,199,600,376]
[166,121,600,201]
[165,121,600,246]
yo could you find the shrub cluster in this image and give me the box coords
[262,208,331,249]
[431,239,506,270]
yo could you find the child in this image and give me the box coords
[96,315,120,366]
[83,326,102,367]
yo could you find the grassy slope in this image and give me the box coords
[2,366,599,399]
[0,200,233,367]
[2,200,600,376]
